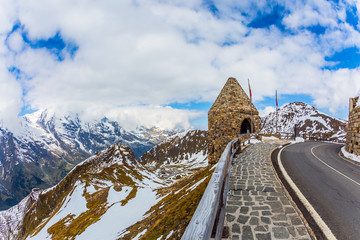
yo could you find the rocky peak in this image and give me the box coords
[261,102,346,141]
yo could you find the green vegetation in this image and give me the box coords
[47,203,109,239]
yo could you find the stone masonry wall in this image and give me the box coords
[208,78,260,164]
[346,96,360,155]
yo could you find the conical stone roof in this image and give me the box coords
[209,77,258,115]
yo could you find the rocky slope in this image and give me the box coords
[0,110,170,210]
[140,130,208,180]
[260,102,346,141]
[0,144,161,239]
[0,130,210,240]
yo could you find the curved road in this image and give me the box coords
[279,142,360,240]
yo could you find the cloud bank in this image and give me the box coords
[0,0,359,131]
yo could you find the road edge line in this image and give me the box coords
[311,145,360,186]
[277,145,337,240]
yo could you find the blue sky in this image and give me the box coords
[0,0,359,131]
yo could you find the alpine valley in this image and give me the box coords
[0,110,171,210]
[0,129,209,240]
[0,102,347,240]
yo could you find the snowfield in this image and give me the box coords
[78,188,158,240]
[25,144,165,240]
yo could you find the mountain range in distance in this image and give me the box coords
[0,101,347,226]
[0,130,210,240]
[0,109,172,210]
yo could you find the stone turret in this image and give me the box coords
[208,77,260,164]
[346,96,360,155]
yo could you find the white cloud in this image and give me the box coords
[283,0,338,29]
[313,68,360,113]
[105,105,203,131]
[0,62,23,131]
[0,0,359,131]
[0,0,16,33]
[259,106,276,117]
[7,30,25,52]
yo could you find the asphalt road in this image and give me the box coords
[279,142,360,240]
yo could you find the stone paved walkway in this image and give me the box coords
[224,143,312,240]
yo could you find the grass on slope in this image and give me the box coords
[119,166,214,240]
[20,145,142,240]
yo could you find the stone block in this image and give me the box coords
[237,215,250,224]
[273,227,289,239]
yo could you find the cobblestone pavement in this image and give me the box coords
[224,143,312,240]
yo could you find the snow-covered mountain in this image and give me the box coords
[0,130,210,240]
[0,110,171,210]
[261,102,346,141]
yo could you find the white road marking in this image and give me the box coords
[311,145,360,187]
[278,145,337,240]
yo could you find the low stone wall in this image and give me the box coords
[260,134,282,139]
[346,96,360,155]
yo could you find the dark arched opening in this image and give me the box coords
[240,118,252,134]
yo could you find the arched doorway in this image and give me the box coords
[240,118,252,134]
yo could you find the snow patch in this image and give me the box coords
[165,230,174,239]
[133,229,147,240]
[164,129,191,143]
[262,136,279,141]
[187,178,207,192]
[248,138,261,144]
[85,185,97,195]
[107,186,132,205]
[291,137,305,143]
[28,183,88,240]
[41,184,57,195]
[78,188,157,240]
[184,151,208,169]
[341,147,360,163]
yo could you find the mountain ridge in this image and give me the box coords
[0,110,172,210]
[0,143,162,239]
[0,130,210,240]
[260,102,346,141]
